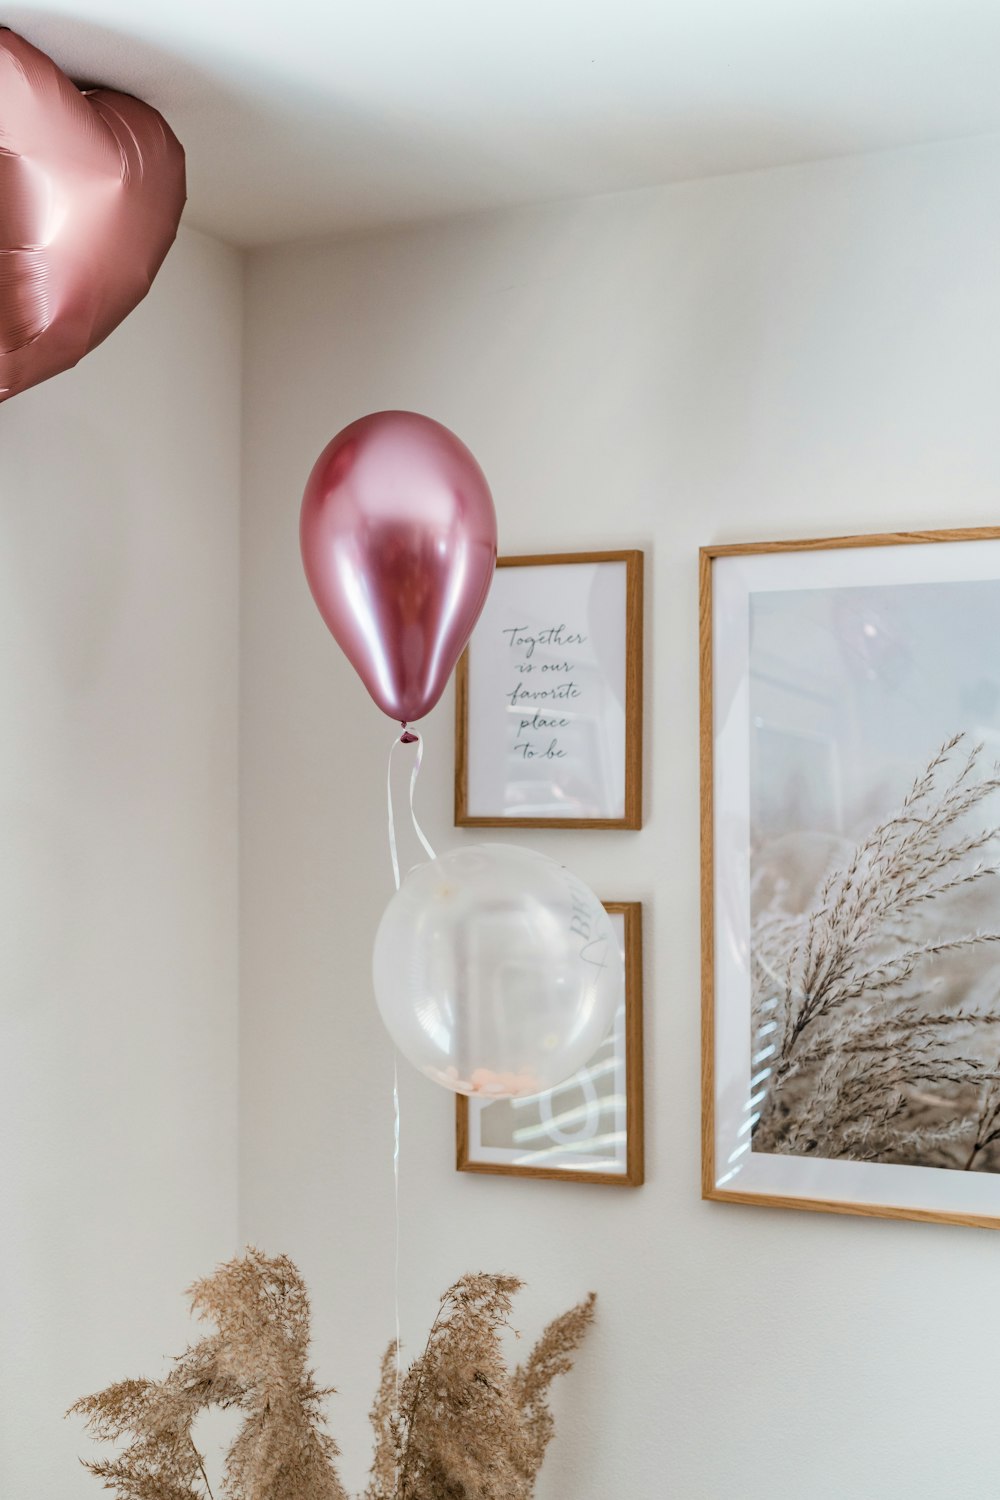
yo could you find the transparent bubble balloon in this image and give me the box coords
[373,843,623,1098]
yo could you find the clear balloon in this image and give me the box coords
[300,411,496,725]
[373,844,622,1098]
[0,28,186,404]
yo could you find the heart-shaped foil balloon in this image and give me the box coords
[0,28,186,403]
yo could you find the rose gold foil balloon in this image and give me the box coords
[0,28,186,403]
[300,411,497,724]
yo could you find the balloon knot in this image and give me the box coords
[400,724,419,745]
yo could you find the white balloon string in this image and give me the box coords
[386,735,402,891]
[393,1054,401,1401]
[406,730,436,864]
[386,726,436,889]
[385,725,435,1427]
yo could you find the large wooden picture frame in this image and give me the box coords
[702,527,1000,1231]
[457,901,644,1185]
[455,551,643,829]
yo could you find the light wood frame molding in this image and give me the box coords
[454,550,644,829]
[701,525,1000,1232]
[456,900,645,1186]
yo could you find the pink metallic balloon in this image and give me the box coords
[301,411,497,724]
[0,28,186,403]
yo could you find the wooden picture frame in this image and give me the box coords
[457,901,644,1185]
[702,526,1000,1231]
[455,551,643,829]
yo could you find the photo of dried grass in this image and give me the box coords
[749,578,1000,1171]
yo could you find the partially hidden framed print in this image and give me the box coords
[457,901,644,1185]
[455,551,643,829]
[702,527,1000,1230]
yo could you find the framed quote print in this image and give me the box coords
[455,551,643,829]
[457,901,644,1185]
[702,527,1000,1231]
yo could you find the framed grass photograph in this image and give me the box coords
[454,551,643,829]
[702,528,1000,1230]
[457,901,644,1185]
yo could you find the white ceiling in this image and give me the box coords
[7,0,1000,246]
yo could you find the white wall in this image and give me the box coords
[240,133,1000,1500]
[0,228,243,1497]
[7,126,997,1500]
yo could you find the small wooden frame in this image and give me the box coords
[455,551,643,829]
[457,901,644,1186]
[702,526,1000,1231]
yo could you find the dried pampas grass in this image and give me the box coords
[71,1251,595,1500]
[366,1274,595,1500]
